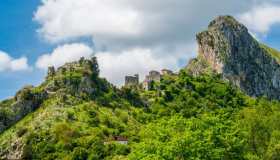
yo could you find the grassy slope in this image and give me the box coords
[260,43,280,63]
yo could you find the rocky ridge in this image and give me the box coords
[187,15,280,99]
[0,57,103,134]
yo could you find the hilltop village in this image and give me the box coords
[124,69,175,90]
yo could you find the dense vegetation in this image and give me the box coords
[0,58,280,160]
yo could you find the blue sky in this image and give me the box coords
[0,0,47,99]
[0,0,280,99]
[0,1,53,61]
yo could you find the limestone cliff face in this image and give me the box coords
[188,15,280,99]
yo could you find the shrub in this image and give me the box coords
[72,147,88,160]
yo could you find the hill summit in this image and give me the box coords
[187,15,280,99]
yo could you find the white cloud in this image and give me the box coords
[10,58,30,71]
[33,0,280,47]
[36,43,93,69]
[34,0,142,43]
[238,4,280,35]
[34,0,255,47]
[96,48,179,86]
[0,51,30,72]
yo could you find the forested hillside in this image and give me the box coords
[1,16,280,160]
[0,58,280,159]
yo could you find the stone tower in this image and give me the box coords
[47,66,55,78]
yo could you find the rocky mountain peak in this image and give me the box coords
[188,15,280,99]
[208,15,247,32]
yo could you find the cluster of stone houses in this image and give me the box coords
[124,69,174,90]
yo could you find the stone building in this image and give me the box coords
[146,71,161,82]
[125,74,139,87]
[143,71,161,91]
[125,69,174,91]
[113,136,128,145]
[47,66,55,79]
[104,136,128,145]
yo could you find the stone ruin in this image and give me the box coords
[124,69,174,90]
[146,71,161,82]
[47,66,55,79]
[143,69,175,91]
[143,71,161,91]
[125,74,139,87]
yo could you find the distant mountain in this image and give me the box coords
[1,16,280,159]
[187,15,280,100]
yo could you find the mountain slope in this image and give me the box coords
[1,62,280,159]
[1,16,280,160]
[187,15,280,100]
[0,57,145,159]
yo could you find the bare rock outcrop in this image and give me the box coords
[187,15,280,99]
